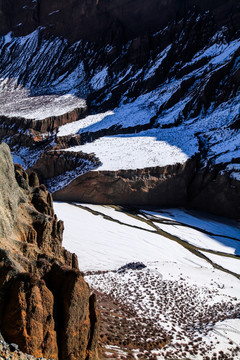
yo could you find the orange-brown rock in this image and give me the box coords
[53,159,197,207]
[2,273,58,359]
[53,157,240,219]
[0,143,99,360]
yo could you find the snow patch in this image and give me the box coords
[67,135,189,171]
[57,111,114,137]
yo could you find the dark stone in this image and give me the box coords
[9,343,19,351]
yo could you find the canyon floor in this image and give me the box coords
[54,203,240,360]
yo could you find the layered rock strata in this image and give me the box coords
[53,159,196,207]
[0,106,87,148]
[0,143,99,360]
[53,158,240,219]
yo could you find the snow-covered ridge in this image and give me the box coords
[0,92,86,121]
[54,32,240,174]
[0,24,240,217]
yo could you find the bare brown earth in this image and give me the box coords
[95,291,169,360]
[0,143,99,360]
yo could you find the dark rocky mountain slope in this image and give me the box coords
[0,0,239,43]
[0,143,99,360]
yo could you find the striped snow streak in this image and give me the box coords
[0,30,87,95]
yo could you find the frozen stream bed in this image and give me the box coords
[54,202,240,359]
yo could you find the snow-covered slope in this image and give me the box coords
[54,202,240,359]
[0,11,240,217]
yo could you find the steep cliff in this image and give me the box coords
[0,0,239,44]
[53,159,197,207]
[53,158,240,219]
[0,143,99,360]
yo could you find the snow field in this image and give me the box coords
[67,136,189,171]
[54,202,240,359]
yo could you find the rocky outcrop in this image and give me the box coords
[0,143,24,238]
[28,150,100,183]
[188,165,240,219]
[0,143,99,360]
[0,337,49,360]
[53,158,240,219]
[0,106,87,148]
[53,159,197,207]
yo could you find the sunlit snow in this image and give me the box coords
[67,135,189,170]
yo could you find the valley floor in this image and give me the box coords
[53,203,240,360]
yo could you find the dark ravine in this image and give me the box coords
[0,143,99,360]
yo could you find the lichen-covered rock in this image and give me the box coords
[0,143,99,360]
[0,143,25,238]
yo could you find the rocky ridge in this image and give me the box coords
[0,143,99,360]
[54,159,196,207]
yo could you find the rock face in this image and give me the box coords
[0,143,99,360]
[0,0,239,44]
[53,158,240,219]
[54,159,197,207]
[188,166,240,219]
[0,1,240,220]
[29,150,100,182]
[0,143,23,238]
[0,106,87,149]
